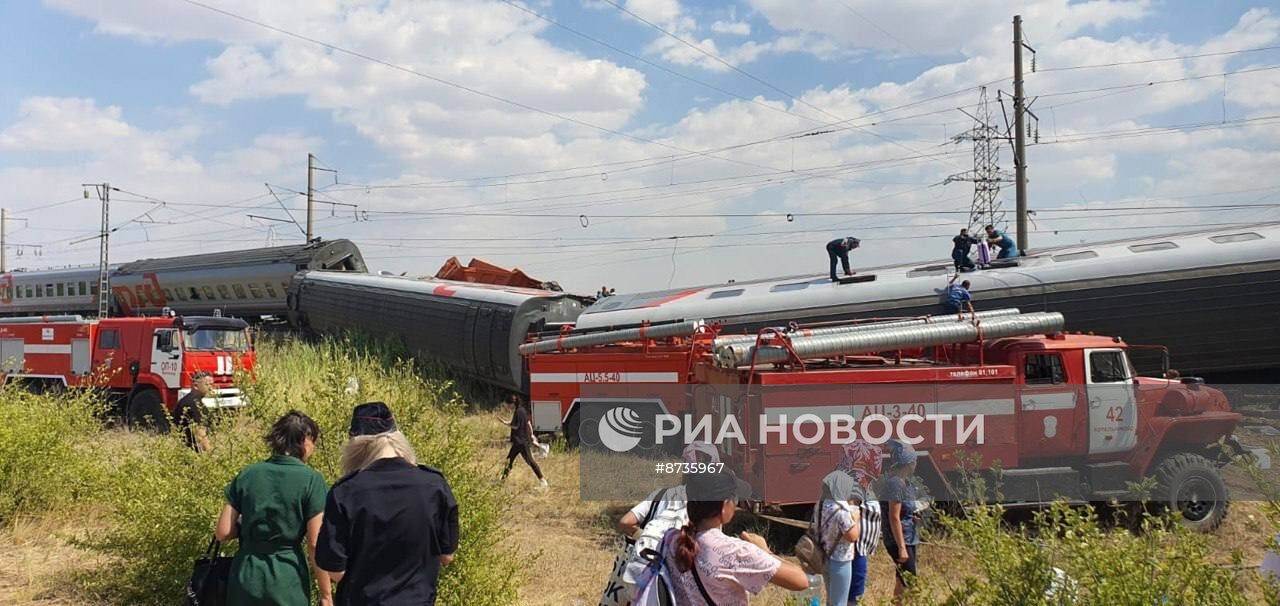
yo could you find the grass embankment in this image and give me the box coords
[0,336,519,605]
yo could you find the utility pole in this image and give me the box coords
[82,183,113,318]
[306,153,315,243]
[1012,14,1032,253]
[2,208,7,274]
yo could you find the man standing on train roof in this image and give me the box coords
[984,224,1021,259]
[826,236,860,282]
[952,228,978,272]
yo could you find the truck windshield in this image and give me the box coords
[184,328,249,352]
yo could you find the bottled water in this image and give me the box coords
[798,573,822,606]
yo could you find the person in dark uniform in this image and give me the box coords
[951,228,978,272]
[317,402,459,606]
[173,371,213,452]
[984,224,1020,259]
[826,236,861,282]
[502,394,547,487]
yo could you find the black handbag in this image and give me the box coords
[186,537,232,606]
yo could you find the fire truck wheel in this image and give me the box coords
[564,410,581,448]
[1153,453,1228,532]
[126,389,172,434]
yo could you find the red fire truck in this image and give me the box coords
[0,313,253,430]
[525,310,1256,530]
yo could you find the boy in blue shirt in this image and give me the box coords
[943,277,974,317]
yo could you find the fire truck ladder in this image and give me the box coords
[714,309,1065,368]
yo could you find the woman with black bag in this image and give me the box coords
[215,411,331,606]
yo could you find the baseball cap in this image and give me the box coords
[349,401,397,437]
[685,470,753,502]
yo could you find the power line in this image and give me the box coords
[1033,63,1280,98]
[495,0,820,126]
[597,0,967,170]
[838,2,923,56]
[1038,43,1280,73]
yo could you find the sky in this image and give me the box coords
[2,0,1280,293]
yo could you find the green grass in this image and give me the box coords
[0,334,521,605]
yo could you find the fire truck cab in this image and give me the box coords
[0,314,253,431]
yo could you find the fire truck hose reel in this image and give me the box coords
[711,308,1023,349]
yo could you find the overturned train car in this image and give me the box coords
[288,272,586,392]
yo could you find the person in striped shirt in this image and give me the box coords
[838,440,884,605]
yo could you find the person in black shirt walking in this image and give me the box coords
[826,236,861,282]
[502,394,547,487]
[317,402,460,606]
[173,371,213,452]
[951,228,978,272]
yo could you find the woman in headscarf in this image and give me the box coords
[814,469,859,606]
[836,440,883,605]
[880,439,921,600]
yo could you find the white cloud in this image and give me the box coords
[711,20,751,36]
[0,97,132,152]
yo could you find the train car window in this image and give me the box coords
[90,283,98,296]
[264,282,278,298]
[770,282,809,293]
[1024,354,1066,385]
[1210,232,1263,244]
[98,329,119,350]
[203,286,217,300]
[232,284,247,299]
[173,287,187,301]
[56,284,65,297]
[162,288,174,300]
[188,287,200,300]
[708,289,744,299]
[35,285,43,297]
[247,283,263,299]
[216,285,231,299]
[15,286,21,299]
[1128,242,1177,253]
[1052,250,1098,262]
[78,282,87,296]
[45,283,53,296]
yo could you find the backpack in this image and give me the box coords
[623,487,687,587]
[793,503,828,575]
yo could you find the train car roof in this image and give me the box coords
[114,239,365,274]
[301,271,585,307]
[577,222,1280,327]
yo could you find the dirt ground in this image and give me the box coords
[2,412,1275,605]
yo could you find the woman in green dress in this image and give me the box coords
[216,411,332,606]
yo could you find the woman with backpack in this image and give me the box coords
[835,440,883,605]
[813,470,860,606]
[661,470,809,605]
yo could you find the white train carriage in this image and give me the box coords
[575,224,1280,379]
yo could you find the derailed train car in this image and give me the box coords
[287,272,586,392]
[0,239,366,318]
[575,224,1280,380]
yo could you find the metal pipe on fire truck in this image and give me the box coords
[714,311,1065,367]
[710,308,1024,349]
[519,320,704,354]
